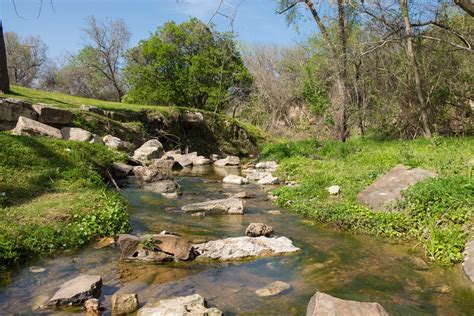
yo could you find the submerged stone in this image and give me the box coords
[182,198,244,215]
[306,292,388,316]
[137,294,222,316]
[255,281,291,297]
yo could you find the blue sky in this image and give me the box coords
[1,0,316,58]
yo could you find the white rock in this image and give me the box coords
[223,174,249,185]
[214,156,240,167]
[103,135,124,150]
[328,185,341,195]
[246,170,273,181]
[257,175,281,185]
[256,161,278,170]
[133,139,164,161]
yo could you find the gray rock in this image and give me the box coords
[357,164,436,211]
[0,98,37,127]
[12,116,63,139]
[463,239,474,283]
[48,275,102,307]
[111,293,139,315]
[214,156,240,167]
[223,174,249,185]
[133,139,164,161]
[182,198,244,215]
[233,191,254,199]
[191,155,211,166]
[60,127,93,142]
[257,175,281,185]
[306,292,388,316]
[143,179,178,194]
[256,161,278,170]
[246,223,274,237]
[255,281,291,297]
[103,135,125,150]
[112,162,134,178]
[32,104,74,125]
[194,236,300,260]
[246,170,273,181]
[117,234,194,262]
[80,104,106,116]
[137,294,222,316]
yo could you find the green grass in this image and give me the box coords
[261,137,474,265]
[0,133,131,270]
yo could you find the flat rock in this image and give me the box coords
[256,161,278,170]
[246,223,274,237]
[194,236,300,260]
[12,116,63,139]
[306,292,388,316]
[182,198,244,215]
[214,156,240,167]
[61,127,93,142]
[143,179,178,194]
[137,294,222,316]
[112,293,139,315]
[357,164,436,211]
[223,174,249,185]
[255,281,291,297]
[48,275,102,307]
[117,234,194,262]
[103,135,125,150]
[32,104,74,125]
[257,175,281,185]
[463,239,474,283]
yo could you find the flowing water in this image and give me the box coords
[0,167,473,315]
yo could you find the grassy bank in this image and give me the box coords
[262,137,474,265]
[0,134,131,271]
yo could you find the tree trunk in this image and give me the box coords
[0,20,10,93]
[400,0,432,138]
[354,60,365,136]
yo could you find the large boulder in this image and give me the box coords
[111,293,139,315]
[194,236,300,260]
[214,156,240,167]
[60,127,93,142]
[133,139,164,162]
[255,281,291,297]
[32,104,74,125]
[103,135,125,150]
[12,116,62,139]
[182,198,244,215]
[137,294,222,316]
[357,164,436,211]
[245,223,274,237]
[306,292,388,316]
[48,275,102,307]
[0,98,37,130]
[223,174,249,185]
[463,239,474,283]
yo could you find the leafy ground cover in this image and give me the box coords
[0,133,131,271]
[261,137,474,265]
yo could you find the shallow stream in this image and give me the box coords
[0,167,473,315]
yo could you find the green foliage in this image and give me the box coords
[0,134,130,269]
[124,18,253,111]
[262,137,474,265]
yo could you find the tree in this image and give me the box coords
[124,18,253,110]
[80,16,130,101]
[0,20,9,93]
[277,0,351,141]
[5,31,47,87]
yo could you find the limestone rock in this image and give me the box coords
[257,175,281,185]
[133,139,164,161]
[463,239,474,283]
[32,104,74,125]
[103,135,125,150]
[112,293,139,315]
[246,223,274,237]
[137,294,222,316]
[182,198,244,215]
[306,292,388,316]
[214,156,240,167]
[0,98,37,130]
[328,185,341,195]
[194,236,300,260]
[256,161,278,170]
[84,298,100,315]
[12,116,62,139]
[357,164,436,211]
[191,155,211,166]
[117,234,194,262]
[223,174,249,185]
[246,170,273,181]
[48,275,102,307]
[255,281,291,297]
[60,127,93,142]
